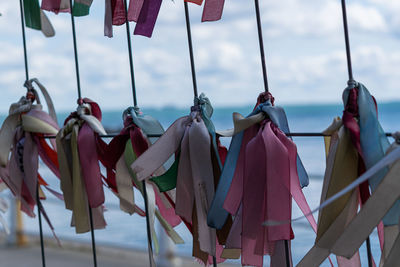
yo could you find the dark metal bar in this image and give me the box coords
[19,1,46,266]
[253,0,269,93]
[123,0,138,107]
[36,186,46,267]
[284,240,290,267]
[340,1,372,265]
[141,180,154,264]
[41,132,395,139]
[68,2,97,266]
[183,2,198,98]
[122,0,153,264]
[341,0,354,82]
[183,3,215,266]
[19,0,29,81]
[366,237,373,267]
[88,208,98,267]
[69,0,82,100]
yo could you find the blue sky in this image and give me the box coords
[0,0,400,112]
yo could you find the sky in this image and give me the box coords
[0,0,400,112]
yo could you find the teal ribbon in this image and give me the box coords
[195,93,222,169]
[344,83,398,225]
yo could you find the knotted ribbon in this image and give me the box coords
[207,92,309,232]
[97,107,183,265]
[208,93,315,267]
[56,98,107,233]
[0,79,62,239]
[131,94,229,265]
[299,82,388,266]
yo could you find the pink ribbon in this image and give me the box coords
[41,0,70,13]
[223,120,319,267]
[128,0,144,22]
[111,0,126,25]
[78,123,105,208]
[202,0,225,22]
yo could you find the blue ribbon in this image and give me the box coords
[344,83,398,225]
[195,93,223,169]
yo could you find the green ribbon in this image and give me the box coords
[72,0,93,17]
[23,0,41,30]
[150,153,180,192]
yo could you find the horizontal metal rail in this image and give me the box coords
[40,132,395,139]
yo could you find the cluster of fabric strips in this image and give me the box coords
[202,92,317,267]
[297,82,398,267]
[2,79,400,267]
[0,79,63,240]
[23,0,225,38]
[105,0,224,38]
[131,94,230,265]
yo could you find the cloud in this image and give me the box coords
[0,0,399,114]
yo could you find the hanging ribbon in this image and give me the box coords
[96,107,184,260]
[41,0,93,16]
[24,0,56,37]
[206,93,315,267]
[131,94,229,265]
[297,82,389,266]
[207,92,309,232]
[104,0,162,38]
[331,140,400,265]
[184,0,225,22]
[56,98,107,233]
[0,79,62,239]
[72,0,93,16]
[41,0,71,14]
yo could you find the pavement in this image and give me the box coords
[0,237,238,267]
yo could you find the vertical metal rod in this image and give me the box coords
[253,0,288,265]
[69,0,82,100]
[340,1,372,266]
[183,3,216,266]
[284,240,290,267]
[123,0,138,107]
[141,181,154,264]
[366,236,373,267]
[88,208,98,267]
[36,186,46,267]
[253,0,269,93]
[340,0,354,83]
[19,0,29,81]
[19,1,46,266]
[183,2,198,98]
[122,0,153,264]
[68,1,97,266]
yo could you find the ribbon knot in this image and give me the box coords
[257,92,275,106]
[0,79,61,241]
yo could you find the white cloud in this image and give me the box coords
[0,0,399,114]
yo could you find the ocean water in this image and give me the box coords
[1,102,399,266]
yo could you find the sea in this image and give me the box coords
[1,102,400,266]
